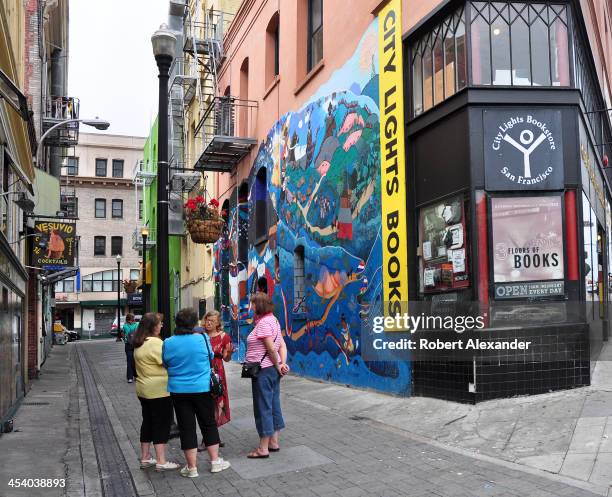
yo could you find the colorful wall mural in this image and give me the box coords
[214,20,411,395]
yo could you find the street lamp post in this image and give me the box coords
[116,255,122,342]
[36,118,110,171]
[141,226,149,314]
[151,24,176,338]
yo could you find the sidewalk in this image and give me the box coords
[0,339,609,497]
[330,343,612,489]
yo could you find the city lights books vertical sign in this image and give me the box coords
[379,0,408,319]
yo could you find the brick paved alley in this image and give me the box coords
[0,340,609,497]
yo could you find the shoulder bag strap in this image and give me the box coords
[260,330,279,363]
[203,335,215,370]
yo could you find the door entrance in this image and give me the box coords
[94,308,115,335]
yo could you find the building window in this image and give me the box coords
[55,277,75,293]
[112,199,123,218]
[293,246,306,313]
[112,159,124,178]
[95,158,107,177]
[410,2,570,117]
[111,236,122,256]
[94,236,106,256]
[470,2,569,87]
[65,197,78,218]
[130,269,140,281]
[138,199,143,220]
[266,12,280,86]
[307,0,323,72]
[82,269,121,292]
[411,5,467,116]
[66,157,78,176]
[95,199,106,218]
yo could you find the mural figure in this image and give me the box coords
[214,21,410,394]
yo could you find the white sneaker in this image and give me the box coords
[180,465,198,478]
[210,458,231,473]
[155,461,180,472]
[139,458,156,469]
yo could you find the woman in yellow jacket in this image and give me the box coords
[132,313,180,471]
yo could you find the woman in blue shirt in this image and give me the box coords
[162,308,230,478]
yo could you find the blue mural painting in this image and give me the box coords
[214,20,411,395]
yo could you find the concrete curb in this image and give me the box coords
[94,380,155,497]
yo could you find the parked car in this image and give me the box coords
[65,329,81,342]
[110,315,142,336]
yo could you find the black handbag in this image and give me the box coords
[204,336,224,398]
[241,331,278,379]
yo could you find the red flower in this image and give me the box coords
[195,195,205,204]
[184,199,197,210]
[209,198,220,208]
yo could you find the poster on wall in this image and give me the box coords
[491,196,564,299]
[419,195,469,293]
[32,221,76,270]
[484,109,564,191]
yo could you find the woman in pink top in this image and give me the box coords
[246,292,290,459]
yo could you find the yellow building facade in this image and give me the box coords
[178,0,241,317]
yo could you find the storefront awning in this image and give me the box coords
[44,267,78,284]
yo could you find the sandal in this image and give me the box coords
[247,448,269,459]
[268,447,280,452]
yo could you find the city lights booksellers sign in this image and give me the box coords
[379,0,408,318]
[484,109,563,191]
[491,196,564,299]
[32,221,76,269]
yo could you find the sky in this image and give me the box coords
[69,0,169,138]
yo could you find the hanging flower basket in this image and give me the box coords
[185,196,224,244]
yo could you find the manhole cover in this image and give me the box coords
[22,402,50,406]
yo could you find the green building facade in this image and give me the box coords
[142,118,182,333]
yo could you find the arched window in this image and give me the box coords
[255,168,267,241]
[240,58,249,137]
[238,182,249,265]
[266,12,280,87]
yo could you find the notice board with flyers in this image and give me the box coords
[419,195,469,293]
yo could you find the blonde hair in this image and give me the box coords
[203,310,224,334]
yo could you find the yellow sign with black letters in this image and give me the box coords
[378,0,408,319]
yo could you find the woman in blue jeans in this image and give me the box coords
[245,292,290,459]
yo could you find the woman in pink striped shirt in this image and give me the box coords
[246,292,290,459]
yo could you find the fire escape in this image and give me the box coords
[171,2,257,180]
[45,96,80,217]
[132,159,157,250]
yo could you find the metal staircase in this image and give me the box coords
[171,1,256,175]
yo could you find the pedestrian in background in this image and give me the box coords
[162,308,230,478]
[132,313,180,471]
[123,313,138,383]
[198,310,234,452]
[246,292,289,459]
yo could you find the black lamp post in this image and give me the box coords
[141,226,149,314]
[151,24,176,338]
[116,255,122,342]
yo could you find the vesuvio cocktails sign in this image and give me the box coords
[484,109,563,191]
[32,221,76,270]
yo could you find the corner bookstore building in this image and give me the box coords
[405,0,612,401]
